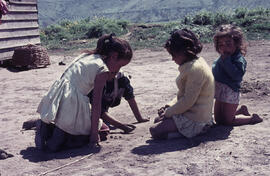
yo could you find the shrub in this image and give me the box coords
[85,18,129,39]
[86,24,104,38]
[247,7,270,17]
[213,12,232,26]
[40,8,270,50]
[192,10,214,25]
[43,24,72,41]
[234,8,248,19]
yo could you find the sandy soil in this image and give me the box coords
[0,40,270,176]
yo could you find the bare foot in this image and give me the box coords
[123,124,136,134]
[250,114,263,124]
[237,105,251,116]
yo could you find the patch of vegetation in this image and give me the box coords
[40,17,129,50]
[40,8,270,50]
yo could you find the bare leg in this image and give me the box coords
[149,118,178,139]
[235,105,250,116]
[214,100,224,125]
[101,112,135,133]
[222,102,262,126]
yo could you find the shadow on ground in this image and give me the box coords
[20,145,101,162]
[131,125,233,155]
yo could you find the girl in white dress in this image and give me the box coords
[36,34,133,151]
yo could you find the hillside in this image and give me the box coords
[38,0,270,27]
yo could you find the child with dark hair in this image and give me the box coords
[36,34,134,152]
[88,71,149,134]
[150,29,215,139]
[212,24,263,126]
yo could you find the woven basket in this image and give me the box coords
[12,44,50,68]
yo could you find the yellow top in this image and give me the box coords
[164,57,215,123]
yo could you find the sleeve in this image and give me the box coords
[119,76,135,100]
[219,56,246,81]
[164,69,205,117]
[166,97,177,107]
[97,59,109,74]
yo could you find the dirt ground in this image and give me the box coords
[0,40,269,176]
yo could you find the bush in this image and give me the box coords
[40,17,129,49]
[192,10,214,25]
[40,8,270,50]
[85,18,129,39]
[213,12,232,26]
[43,24,72,41]
[86,24,104,38]
[248,22,270,31]
[182,15,193,25]
[247,7,270,17]
[234,8,248,19]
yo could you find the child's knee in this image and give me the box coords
[149,126,167,139]
[149,126,156,137]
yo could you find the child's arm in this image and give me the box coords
[219,55,246,80]
[101,112,136,133]
[119,74,149,123]
[127,98,149,123]
[90,72,108,144]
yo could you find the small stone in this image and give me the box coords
[0,149,14,160]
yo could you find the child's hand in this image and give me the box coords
[122,124,136,134]
[154,115,165,124]
[137,117,150,123]
[158,105,169,116]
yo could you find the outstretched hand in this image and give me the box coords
[137,117,150,123]
[122,124,136,134]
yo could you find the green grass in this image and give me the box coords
[40,8,270,51]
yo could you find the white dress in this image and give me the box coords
[37,54,108,135]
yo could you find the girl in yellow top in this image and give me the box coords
[150,29,215,139]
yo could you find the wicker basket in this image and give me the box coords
[12,44,50,68]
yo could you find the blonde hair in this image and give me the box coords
[214,24,247,56]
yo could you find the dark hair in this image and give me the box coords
[214,24,247,55]
[165,29,202,61]
[84,33,133,61]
